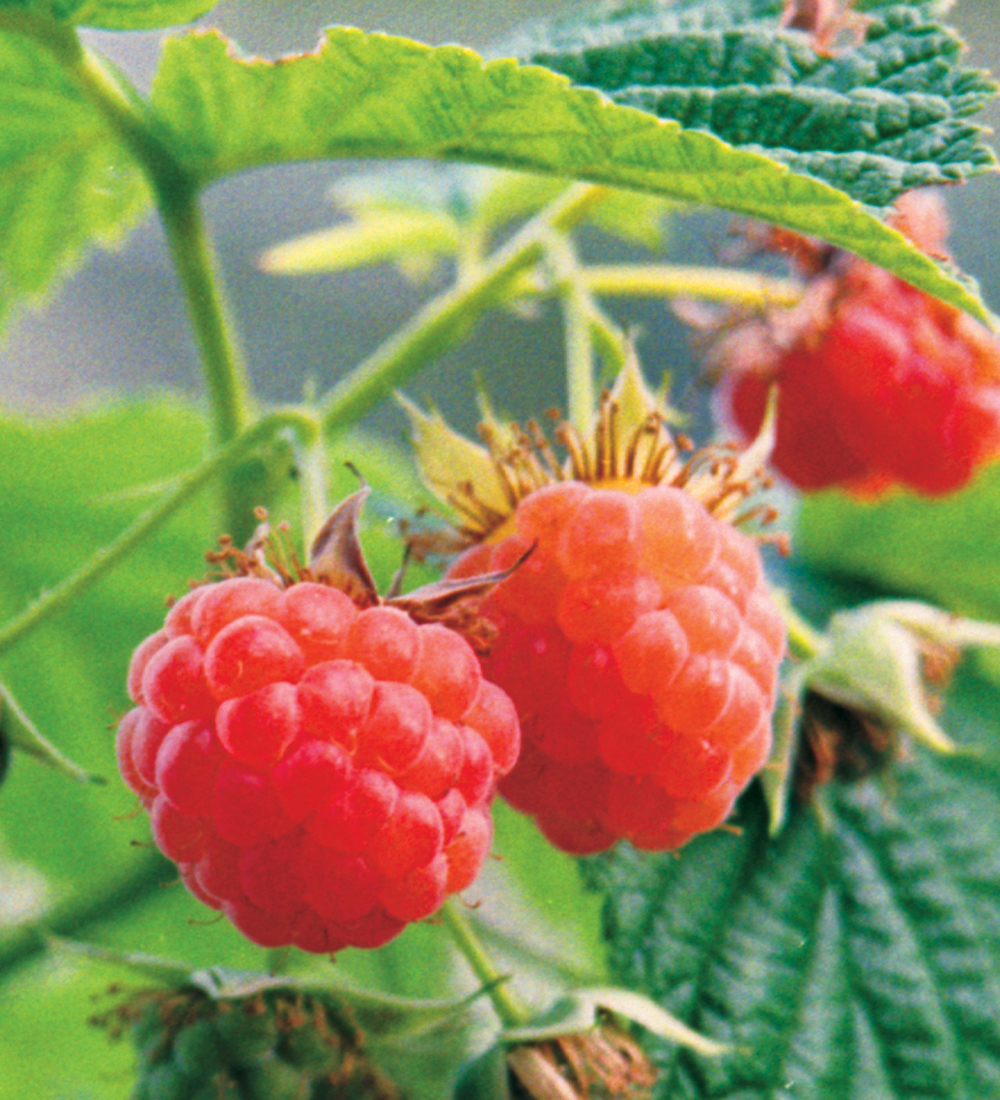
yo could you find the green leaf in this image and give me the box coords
[148,27,993,324]
[55,0,216,30]
[797,465,1000,623]
[585,743,1000,1098]
[0,26,149,335]
[520,0,997,208]
[0,0,217,29]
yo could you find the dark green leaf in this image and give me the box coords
[520,0,997,208]
[148,27,993,324]
[584,701,1000,1097]
[0,27,149,336]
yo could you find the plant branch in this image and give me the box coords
[583,264,803,308]
[0,409,319,659]
[320,183,608,433]
[0,852,175,980]
[70,48,257,536]
[440,900,530,1030]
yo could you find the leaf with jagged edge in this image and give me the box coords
[517,0,997,209]
[148,26,994,325]
[0,25,149,337]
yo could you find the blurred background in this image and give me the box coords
[0,0,997,442]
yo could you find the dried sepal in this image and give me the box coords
[307,485,380,607]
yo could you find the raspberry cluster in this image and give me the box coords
[107,987,397,1100]
[715,192,1000,496]
[117,575,519,952]
[450,480,784,855]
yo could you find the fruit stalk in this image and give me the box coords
[439,899,530,1029]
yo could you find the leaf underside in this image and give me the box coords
[520,0,997,208]
[584,747,1000,1099]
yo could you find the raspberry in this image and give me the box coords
[711,191,1000,496]
[117,493,520,953]
[407,359,785,855]
[96,987,399,1100]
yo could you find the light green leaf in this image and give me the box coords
[0,0,214,28]
[797,465,1000,623]
[0,26,149,335]
[520,0,997,207]
[148,27,994,324]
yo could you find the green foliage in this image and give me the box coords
[146,27,991,321]
[0,27,149,335]
[0,0,215,27]
[797,467,1000,625]
[584,741,1000,1099]
[520,0,998,204]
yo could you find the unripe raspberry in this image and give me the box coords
[709,191,1000,497]
[118,493,519,953]
[97,987,399,1100]
[407,358,785,855]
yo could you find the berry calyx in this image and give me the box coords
[118,491,520,952]
[706,190,1000,497]
[406,357,786,855]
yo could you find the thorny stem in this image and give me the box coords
[320,183,608,433]
[0,410,320,659]
[439,900,530,1030]
[546,233,598,438]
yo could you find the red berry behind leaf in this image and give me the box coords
[715,191,1000,496]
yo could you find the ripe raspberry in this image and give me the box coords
[118,494,520,953]
[709,190,1000,496]
[407,360,786,856]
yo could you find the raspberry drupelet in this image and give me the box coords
[707,190,1000,497]
[406,359,786,855]
[116,490,520,953]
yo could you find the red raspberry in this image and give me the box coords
[407,360,786,857]
[451,480,784,855]
[711,191,1000,496]
[117,498,520,953]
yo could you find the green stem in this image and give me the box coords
[439,900,530,1029]
[583,264,803,308]
[293,426,331,550]
[320,183,607,433]
[0,409,319,659]
[70,48,256,537]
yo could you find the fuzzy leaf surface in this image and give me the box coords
[0,31,149,334]
[147,27,992,323]
[584,738,1000,1098]
[519,0,997,208]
